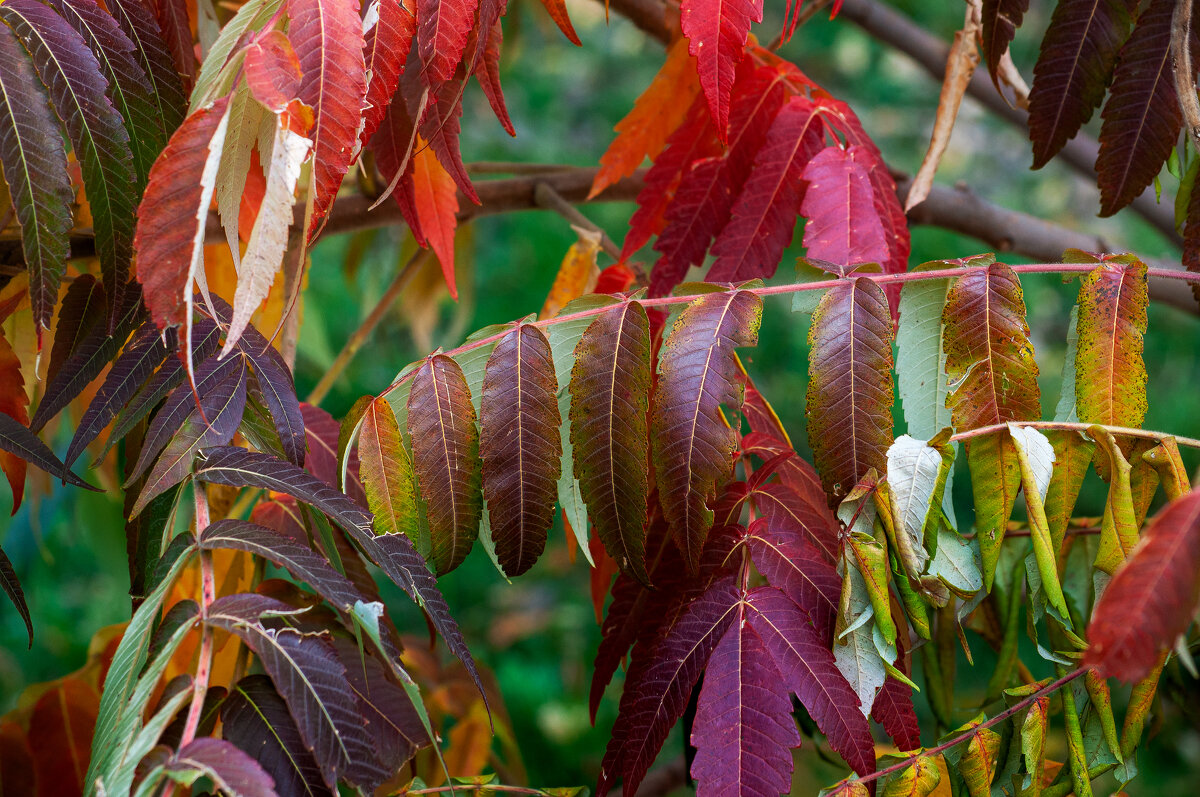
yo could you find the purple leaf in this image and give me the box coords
[198,519,371,612]
[45,275,106,401]
[206,593,377,789]
[0,0,138,324]
[0,413,96,490]
[481,324,562,577]
[746,586,876,777]
[167,737,276,797]
[651,290,762,571]
[0,25,73,334]
[751,481,841,563]
[598,576,740,797]
[691,602,800,797]
[104,0,186,135]
[744,516,840,643]
[132,355,248,515]
[222,674,334,797]
[0,545,31,646]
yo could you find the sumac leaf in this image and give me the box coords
[480,324,562,577]
[981,0,1029,86]
[358,0,415,153]
[242,30,303,111]
[166,737,276,797]
[744,515,839,641]
[1075,255,1148,429]
[417,0,478,83]
[652,290,762,571]
[359,397,419,541]
[805,277,894,501]
[0,26,73,334]
[0,546,31,646]
[679,0,763,133]
[798,145,890,271]
[407,354,482,575]
[1085,489,1200,682]
[0,413,94,489]
[1027,0,1134,168]
[570,303,653,583]
[106,0,186,135]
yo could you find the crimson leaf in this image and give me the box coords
[166,738,276,797]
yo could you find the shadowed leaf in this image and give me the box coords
[166,737,276,797]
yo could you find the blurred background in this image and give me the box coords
[2,0,1199,792]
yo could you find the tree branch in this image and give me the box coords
[835,0,1181,245]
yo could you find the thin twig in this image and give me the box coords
[949,420,1200,452]
[1172,0,1200,148]
[829,668,1087,792]
[307,248,433,406]
[378,261,1200,398]
[533,182,622,260]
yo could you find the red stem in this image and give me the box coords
[380,262,1200,398]
[177,488,215,749]
[832,668,1088,792]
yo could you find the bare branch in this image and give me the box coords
[1172,0,1200,148]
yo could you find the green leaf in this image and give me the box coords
[834,544,890,717]
[879,752,941,796]
[1042,430,1094,551]
[942,715,1001,797]
[927,525,982,598]
[570,302,652,583]
[1053,307,1080,422]
[652,289,762,570]
[1009,424,1070,626]
[1018,693,1050,797]
[189,0,283,107]
[1088,426,1138,575]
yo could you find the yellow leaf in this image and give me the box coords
[539,226,601,320]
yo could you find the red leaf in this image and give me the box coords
[0,328,28,512]
[411,142,461,297]
[590,39,702,199]
[597,577,741,797]
[744,515,839,640]
[243,29,303,111]
[291,0,367,238]
[707,96,825,284]
[746,586,875,777]
[1096,0,1181,216]
[679,0,763,134]
[1085,489,1200,682]
[358,0,415,154]
[649,157,734,294]
[474,21,514,137]
[621,98,719,263]
[805,277,895,501]
[417,0,480,83]
[28,677,98,797]
[404,64,479,204]
[536,0,580,45]
[690,599,800,797]
[799,145,890,269]
[872,670,921,752]
[1028,0,1135,168]
[135,96,230,335]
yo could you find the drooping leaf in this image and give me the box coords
[744,516,840,642]
[135,97,231,336]
[480,324,562,577]
[570,302,652,582]
[799,145,890,271]
[0,412,94,490]
[205,594,378,790]
[1074,255,1148,429]
[942,263,1040,587]
[47,273,107,388]
[706,96,825,283]
[1027,0,1134,168]
[106,0,186,134]
[690,598,800,797]
[409,140,461,297]
[1,0,138,323]
[132,355,249,515]
[0,25,73,334]
[597,577,740,797]
[886,435,953,580]
[358,397,419,542]
[679,0,763,134]
[981,0,1029,86]
[944,716,1002,797]
[880,754,940,797]
[746,586,876,776]
[472,20,513,136]
[358,0,415,153]
[153,0,195,92]
[221,675,334,797]
[896,261,963,440]
[417,0,479,83]
[590,38,701,199]
[834,549,890,715]
[47,0,165,187]
[291,0,368,238]
[28,677,98,796]
[1085,489,1200,682]
[0,545,31,646]
[1090,426,1141,574]
[535,0,579,45]
[199,519,370,611]
[806,277,894,502]
[224,114,311,353]
[407,354,482,575]
[652,290,762,570]
[165,737,277,797]
[191,0,284,107]
[243,30,303,111]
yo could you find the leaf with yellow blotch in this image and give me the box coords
[880,753,941,796]
[942,715,1001,797]
[1074,254,1148,431]
[589,39,701,200]
[942,262,1040,589]
[539,228,601,320]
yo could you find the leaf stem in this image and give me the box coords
[380,263,1200,399]
[830,667,1088,792]
[178,486,215,748]
[949,421,1200,452]
[308,248,433,406]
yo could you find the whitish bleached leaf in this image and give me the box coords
[928,526,983,597]
[887,435,951,575]
[215,85,266,266]
[834,556,889,716]
[1008,424,1054,500]
[1054,307,1080,422]
[223,115,311,353]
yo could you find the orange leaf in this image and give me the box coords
[410,140,460,298]
[0,720,35,795]
[27,677,98,797]
[0,327,28,512]
[539,227,601,319]
[537,0,581,45]
[238,148,267,243]
[589,39,701,199]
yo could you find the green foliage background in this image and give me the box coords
[2,0,1198,792]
